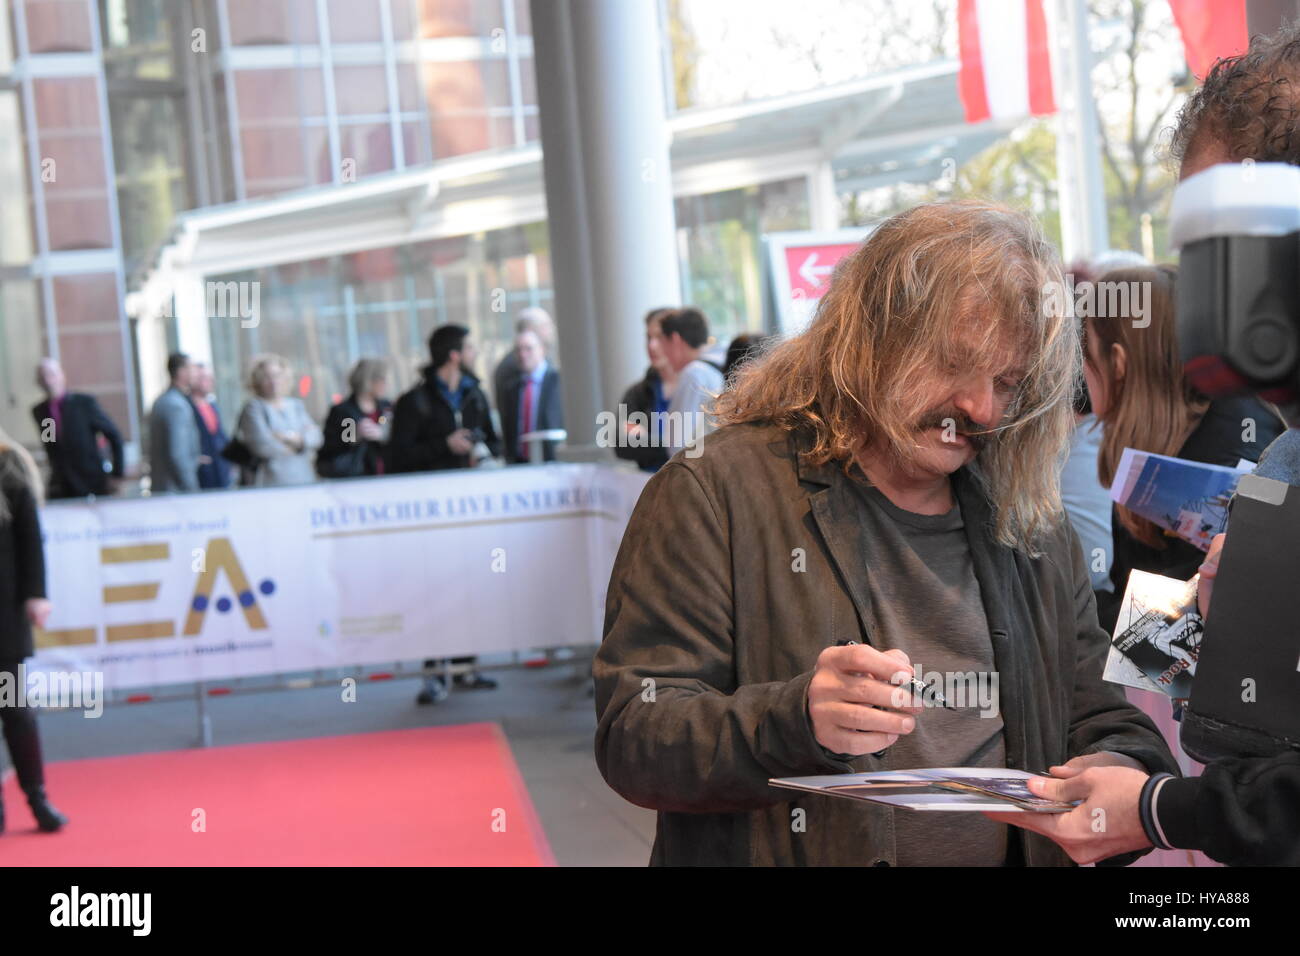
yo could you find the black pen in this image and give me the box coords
[835,639,956,710]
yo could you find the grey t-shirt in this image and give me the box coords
[851,481,1009,866]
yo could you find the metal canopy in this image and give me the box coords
[129,56,1014,312]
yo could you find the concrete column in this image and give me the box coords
[531,0,681,459]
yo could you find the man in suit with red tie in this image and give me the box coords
[501,327,563,464]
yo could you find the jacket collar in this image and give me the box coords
[797,429,1016,638]
[801,434,1028,769]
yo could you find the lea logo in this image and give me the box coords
[38,536,276,648]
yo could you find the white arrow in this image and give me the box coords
[798,252,834,289]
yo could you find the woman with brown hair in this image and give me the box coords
[1083,265,1284,633]
[0,427,68,833]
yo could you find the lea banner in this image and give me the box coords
[32,464,648,690]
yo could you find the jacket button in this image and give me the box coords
[872,859,891,867]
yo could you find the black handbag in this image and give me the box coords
[220,437,256,468]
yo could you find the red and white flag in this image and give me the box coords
[1168,0,1248,80]
[958,0,1056,123]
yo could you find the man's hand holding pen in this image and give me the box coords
[808,643,925,756]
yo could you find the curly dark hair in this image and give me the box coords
[1171,24,1300,167]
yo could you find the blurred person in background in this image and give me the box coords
[722,332,772,385]
[615,307,678,473]
[31,357,124,500]
[1082,265,1283,634]
[234,355,323,488]
[659,307,724,457]
[389,325,500,474]
[493,307,558,410]
[0,426,67,834]
[501,326,562,464]
[317,358,392,479]
[1060,377,1113,595]
[148,352,202,494]
[190,362,232,490]
[389,325,501,702]
[1056,263,1113,596]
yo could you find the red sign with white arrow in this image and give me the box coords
[783,243,861,300]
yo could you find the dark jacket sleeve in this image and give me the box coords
[1154,750,1300,866]
[388,392,434,473]
[88,396,124,478]
[593,461,856,814]
[316,403,362,478]
[478,389,503,460]
[389,389,467,472]
[11,479,46,602]
[612,381,668,471]
[543,370,564,429]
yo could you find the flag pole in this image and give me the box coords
[1052,0,1110,263]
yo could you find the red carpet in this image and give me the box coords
[0,723,554,866]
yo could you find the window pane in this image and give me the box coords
[326,0,381,43]
[225,0,317,45]
[0,91,35,266]
[99,0,179,81]
[23,0,94,54]
[33,77,114,250]
[333,64,390,116]
[338,122,394,177]
[108,91,191,273]
[0,279,48,453]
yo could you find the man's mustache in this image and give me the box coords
[914,409,995,450]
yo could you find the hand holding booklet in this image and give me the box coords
[1102,569,1202,698]
[769,767,1075,812]
[1108,447,1251,550]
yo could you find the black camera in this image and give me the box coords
[1170,162,1300,419]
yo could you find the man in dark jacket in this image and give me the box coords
[190,362,232,490]
[595,201,1178,866]
[0,441,69,832]
[389,326,501,474]
[993,23,1300,868]
[500,327,563,464]
[389,325,502,700]
[31,358,124,498]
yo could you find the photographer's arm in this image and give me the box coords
[1151,747,1300,866]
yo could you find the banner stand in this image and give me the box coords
[195,679,212,748]
[51,645,600,747]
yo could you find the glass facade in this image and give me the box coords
[675,176,811,344]
[2,0,135,452]
[207,221,552,423]
[0,0,812,468]
[0,0,543,455]
[219,0,538,199]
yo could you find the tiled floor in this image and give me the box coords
[4,657,657,866]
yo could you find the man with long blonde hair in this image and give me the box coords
[594,199,1176,866]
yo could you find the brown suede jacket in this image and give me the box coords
[595,421,1179,866]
